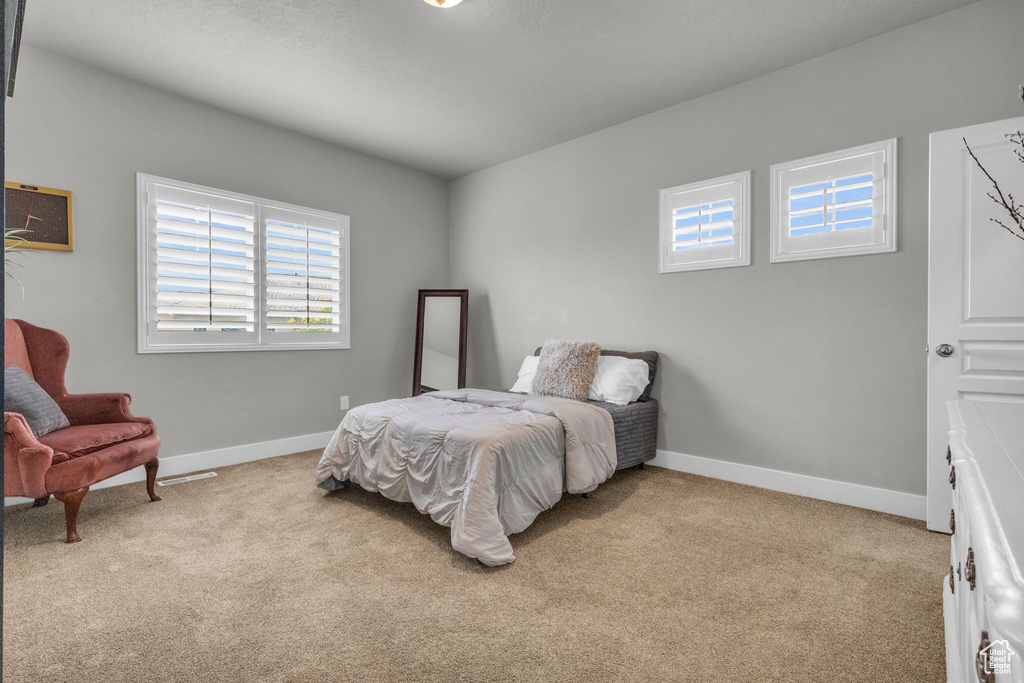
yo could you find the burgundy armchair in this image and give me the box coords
[4,319,161,542]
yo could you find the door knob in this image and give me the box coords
[936,344,955,357]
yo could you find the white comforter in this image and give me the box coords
[315,389,616,566]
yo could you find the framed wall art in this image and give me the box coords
[5,182,74,252]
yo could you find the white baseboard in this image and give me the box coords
[649,449,926,521]
[5,430,335,507]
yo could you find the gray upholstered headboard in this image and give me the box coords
[533,347,659,402]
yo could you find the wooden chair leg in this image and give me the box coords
[53,487,89,544]
[144,458,162,502]
[32,495,50,508]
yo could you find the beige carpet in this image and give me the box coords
[4,451,947,682]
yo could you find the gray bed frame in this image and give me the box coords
[532,347,659,471]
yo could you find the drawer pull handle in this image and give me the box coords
[950,466,956,489]
[947,445,952,465]
[950,509,956,534]
[977,630,994,683]
[965,547,976,590]
[949,565,955,593]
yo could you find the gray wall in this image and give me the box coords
[5,46,449,457]
[448,0,1024,495]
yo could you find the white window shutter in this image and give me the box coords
[659,171,751,273]
[142,181,258,350]
[771,139,897,263]
[263,205,348,345]
[137,174,350,353]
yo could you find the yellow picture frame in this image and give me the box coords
[4,181,74,252]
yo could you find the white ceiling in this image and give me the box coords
[24,0,975,179]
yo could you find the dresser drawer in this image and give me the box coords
[944,401,1024,683]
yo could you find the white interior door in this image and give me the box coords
[927,116,1024,532]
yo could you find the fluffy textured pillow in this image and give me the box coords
[589,356,651,405]
[4,366,71,437]
[530,339,601,401]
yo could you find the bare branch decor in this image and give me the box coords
[963,86,1024,243]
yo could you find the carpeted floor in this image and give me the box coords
[4,451,948,682]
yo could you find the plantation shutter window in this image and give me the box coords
[264,206,345,344]
[770,139,897,263]
[659,171,751,273]
[138,174,350,353]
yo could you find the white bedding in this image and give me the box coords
[315,388,616,566]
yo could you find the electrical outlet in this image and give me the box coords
[340,395,349,411]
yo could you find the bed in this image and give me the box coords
[532,347,659,471]
[315,349,659,565]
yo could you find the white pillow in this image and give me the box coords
[509,354,649,405]
[509,355,541,393]
[589,356,650,405]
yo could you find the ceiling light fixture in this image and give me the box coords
[423,0,464,7]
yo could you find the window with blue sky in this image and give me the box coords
[771,139,896,263]
[660,171,750,273]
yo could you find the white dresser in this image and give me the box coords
[945,400,1024,683]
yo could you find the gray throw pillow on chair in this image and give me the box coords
[4,366,71,437]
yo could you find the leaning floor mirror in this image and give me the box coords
[413,289,468,395]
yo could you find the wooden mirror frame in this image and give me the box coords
[412,289,468,396]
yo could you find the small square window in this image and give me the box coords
[770,139,897,263]
[659,171,750,273]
